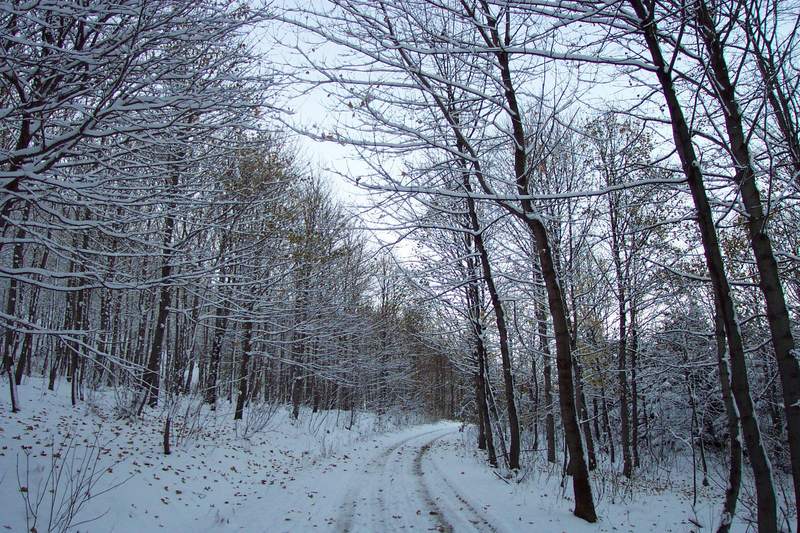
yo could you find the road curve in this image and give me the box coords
[335,425,499,533]
[417,433,499,533]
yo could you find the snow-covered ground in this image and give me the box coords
[1,379,751,532]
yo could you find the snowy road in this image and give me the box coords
[3,383,751,533]
[334,424,497,532]
[223,421,503,533]
[215,420,740,533]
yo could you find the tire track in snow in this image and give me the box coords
[416,432,499,533]
[335,427,448,532]
[413,435,455,532]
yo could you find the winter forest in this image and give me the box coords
[1,0,799,531]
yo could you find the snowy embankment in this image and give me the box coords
[0,378,418,532]
[2,378,750,532]
[422,432,752,533]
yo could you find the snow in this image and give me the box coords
[1,378,750,532]
[0,378,414,532]
[412,430,752,533]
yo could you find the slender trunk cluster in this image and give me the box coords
[627,0,778,528]
[694,4,800,523]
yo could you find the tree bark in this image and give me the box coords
[463,175,521,470]
[477,339,498,467]
[627,1,778,529]
[142,171,179,408]
[609,194,632,478]
[464,228,497,465]
[541,313,557,464]
[484,366,510,468]
[630,306,640,469]
[481,5,595,515]
[3,215,25,411]
[206,302,230,410]
[715,298,742,533]
[695,4,800,524]
[235,316,254,421]
[573,357,597,471]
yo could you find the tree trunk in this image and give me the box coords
[484,10,595,514]
[291,371,302,420]
[476,370,487,450]
[163,417,171,455]
[685,345,709,489]
[464,230,496,465]
[695,4,800,524]
[536,270,557,464]
[591,397,602,452]
[531,351,540,454]
[478,341,498,467]
[142,281,171,409]
[609,198,632,479]
[528,219,596,521]
[628,2,778,529]
[142,172,179,408]
[630,306,640,469]
[618,300,632,478]
[573,358,597,471]
[235,317,254,421]
[715,298,742,533]
[70,288,86,407]
[463,175,521,470]
[543,342,556,464]
[3,211,26,409]
[206,302,230,410]
[485,369,509,468]
[597,363,615,464]
[68,228,88,408]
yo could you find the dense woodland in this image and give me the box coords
[2,0,800,531]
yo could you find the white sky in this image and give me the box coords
[253,0,693,259]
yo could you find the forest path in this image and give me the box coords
[196,417,730,533]
[333,422,500,532]
[4,383,748,533]
[221,421,504,533]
